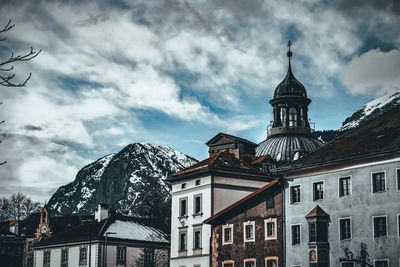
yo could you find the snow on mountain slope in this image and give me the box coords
[340,91,400,131]
[47,143,197,219]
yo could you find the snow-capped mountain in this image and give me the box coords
[340,91,400,131]
[47,143,197,220]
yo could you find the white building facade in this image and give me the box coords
[168,134,274,267]
[282,106,400,267]
[33,204,169,267]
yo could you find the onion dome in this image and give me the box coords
[256,40,324,163]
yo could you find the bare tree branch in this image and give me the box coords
[0,20,41,87]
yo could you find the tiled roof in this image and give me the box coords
[168,152,263,180]
[285,105,400,169]
[33,214,169,248]
[305,205,329,219]
[206,132,257,146]
[203,179,280,225]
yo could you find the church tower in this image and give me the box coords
[257,41,323,163]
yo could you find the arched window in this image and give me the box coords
[289,107,297,127]
[280,108,287,126]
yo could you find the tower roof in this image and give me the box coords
[273,41,307,99]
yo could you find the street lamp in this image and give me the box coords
[103,232,116,267]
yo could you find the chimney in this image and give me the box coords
[95,203,109,222]
[9,221,18,235]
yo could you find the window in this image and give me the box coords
[374,260,389,267]
[179,198,187,217]
[181,183,186,189]
[195,179,201,186]
[144,248,155,266]
[339,218,352,240]
[193,228,202,249]
[397,169,400,191]
[372,172,386,193]
[373,216,387,238]
[43,250,50,266]
[179,231,187,251]
[222,224,233,245]
[289,107,297,127]
[398,214,400,237]
[244,259,256,267]
[27,241,33,253]
[265,218,277,240]
[266,196,274,209]
[61,248,68,265]
[291,224,301,245]
[243,221,255,242]
[222,261,234,267]
[193,194,202,215]
[265,257,278,267]
[116,246,126,265]
[79,246,87,265]
[313,182,324,201]
[339,176,351,197]
[309,221,328,243]
[290,185,301,204]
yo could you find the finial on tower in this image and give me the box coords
[287,40,293,58]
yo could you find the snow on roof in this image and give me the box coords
[105,220,168,243]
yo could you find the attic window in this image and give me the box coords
[195,179,201,186]
[181,183,186,189]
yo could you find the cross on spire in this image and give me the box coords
[287,40,293,58]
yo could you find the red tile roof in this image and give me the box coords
[305,205,329,219]
[168,152,262,180]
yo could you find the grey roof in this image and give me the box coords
[256,135,324,162]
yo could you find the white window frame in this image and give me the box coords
[290,184,301,204]
[372,215,388,238]
[243,221,255,243]
[265,256,278,267]
[371,171,387,194]
[264,218,277,240]
[290,223,301,246]
[179,197,188,217]
[313,181,324,201]
[338,175,352,197]
[243,258,256,267]
[396,168,400,191]
[193,194,202,215]
[374,259,389,267]
[338,217,352,241]
[222,224,233,245]
[222,260,235,267]
[193,227,202,250]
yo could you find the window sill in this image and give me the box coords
[340,238,352,242]
[313,199,324,202]
[178,215,188,220]
[265,237,277,241]
[372,190,387,194]
[192,213,203,217]
[290,202,301,205]
[222,241,233,245]
[244,239,255,243]
[291,243,301,246]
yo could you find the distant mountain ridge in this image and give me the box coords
[315,91,400,143]
[47,143,197,221]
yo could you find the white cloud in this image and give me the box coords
[340,49,400,96]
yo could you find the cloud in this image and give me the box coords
[0,133,84,202]
[340,49,400,96]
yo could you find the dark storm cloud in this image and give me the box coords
[337,0,400,15]
[24,125,43,131]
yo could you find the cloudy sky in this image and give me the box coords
[0,0,399,202]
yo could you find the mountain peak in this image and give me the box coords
[340,91,400,131]
[47,142,197,219]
